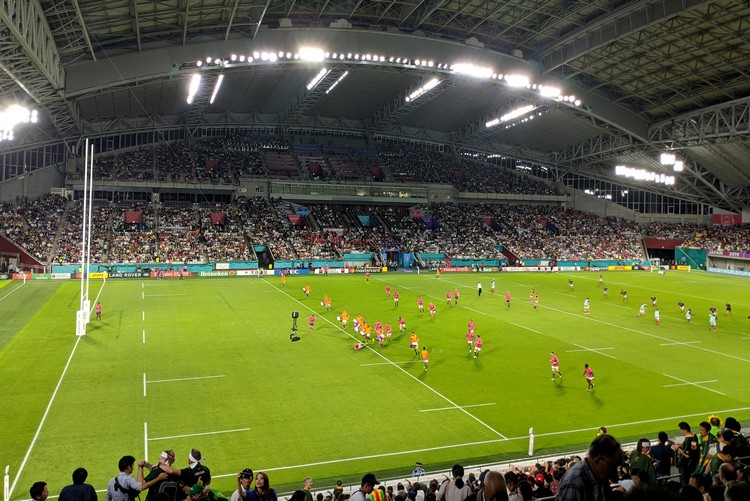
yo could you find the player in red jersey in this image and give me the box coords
[417,296,424,315]
[398,316,406,334]
[505,291,512,308]
[473,335,483,359]
[466,330,474,353]
[385,284,391,298]
[550,352,562,380]
[428,302,437,318]
[365,271,370,282]
[453,289,459,305]
[445,290,452,306]
[384,323,393,343]
[308,314,315,333]
[582,363,595,391]
[468,319,476,334]
[393,290,400,308]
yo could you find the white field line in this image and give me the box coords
[420,403,496,413]
[142,330,146,344]
[144,422,149,460]
[264,278,508,440]
[143,373,147,397]
[8,337,82,499]
[567,343,617,360]
[0,282,26,302]
[142,311,145,321]
[361,361,423,366]
[144,294,187,297]
[206,404,750,479]
[664,380,718,388]
[146,375,225,384]
[148,428,251,441]
[8,278,107,499]
[660,341,702,346]
[662,374,725,396]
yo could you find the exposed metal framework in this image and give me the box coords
[365,77,453,132]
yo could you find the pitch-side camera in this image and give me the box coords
[290,311,300,342]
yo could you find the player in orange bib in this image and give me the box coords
[340,311,350,328]
[421,347,429,371]
[303,284,311,298]
[409,332,419,355]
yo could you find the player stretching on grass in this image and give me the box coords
[582,363,595,391]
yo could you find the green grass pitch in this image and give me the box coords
[1,270,749,498]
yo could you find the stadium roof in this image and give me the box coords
[1,0,750,210]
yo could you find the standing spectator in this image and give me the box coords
[231,469,253,501]
[144,450,177,501]
[412,463,425,478]
[650,432,674,478]
[106,456,166,501]
[302,478,314,501]
[30,482,49,501]
[246,472,277,501]
[629,439,656,485]
[349,474,379,501]
[674,421,699,484]
[466,471,507,501]
[556,435,624,501]
[59,468,97,501]
[437,464,471,501]
[177,449,211,498]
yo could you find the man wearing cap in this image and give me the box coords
[231,469,253,501]
[412,463,425,478]
[531,473,552,499]
[349,474,379,501]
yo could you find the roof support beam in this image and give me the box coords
[71,0,96,61]
[130,0,141,52]
[0,0,81,140]
[224,0,241,40]
[365,77,453,131]
[538,0,711,74]
[253,0,271,39]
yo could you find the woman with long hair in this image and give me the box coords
[247,472,277,501]
[437,464,471,501]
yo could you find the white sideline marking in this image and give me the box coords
[0,282,26,302]
[664,380,718,388]
[144,294,186,297]
[144,422,149,460]
[361,361,423,366]
[663,374,725,396]
[142,291,144,300]
[266,279,508,440]
[142,311,145,321]
[420,403,496,413]
[148,427,251,441]
[208,404,750,479]
[660,341,702,346]
[146,375,225,384]
[142,330,146,344]
[566,343,617,360]
[8,336,83,499]
[143,373,147,397]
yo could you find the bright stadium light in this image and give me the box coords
[186,74,201,104]
[453,63,493,79]
[209,74,224,104]
[0,104,39,142]
[405,77,441,102]
[299,47,325,62]
[504,74,530,87]
[306,68,330,90]
[673,160,684,172]
[660,153,676,165]
[500,104,535,122]
[615,165,675,186]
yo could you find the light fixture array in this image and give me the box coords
[0,105,39,142]
[615,165,675,186]
[181,46,584,107]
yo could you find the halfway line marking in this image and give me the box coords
[149,427,251,441]
[146,375,225,384]
[663,374,725,396]
[420,403,496,413]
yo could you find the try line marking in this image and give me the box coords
[0,282,26,302]
[206,404,750,479]
[662,374,725,396]
[420,403,496,413]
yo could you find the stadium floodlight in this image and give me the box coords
[504,74,530,87]
[0,105,39,142]
[186,74,201,104]
[453,63,493,78]
[539,86,561,98]
[485,118,500,128]
[299,47,325,62]
[209,74,224,104]
[405,77,441,102]
[325,70,349,94]
[660,153,676,165]
[500,104,535,122]
[615,165,675,186]
[673,160,684,172]
[230,54,237,61]
[306,68,330,90]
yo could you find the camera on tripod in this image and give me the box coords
[290,311,300,342]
